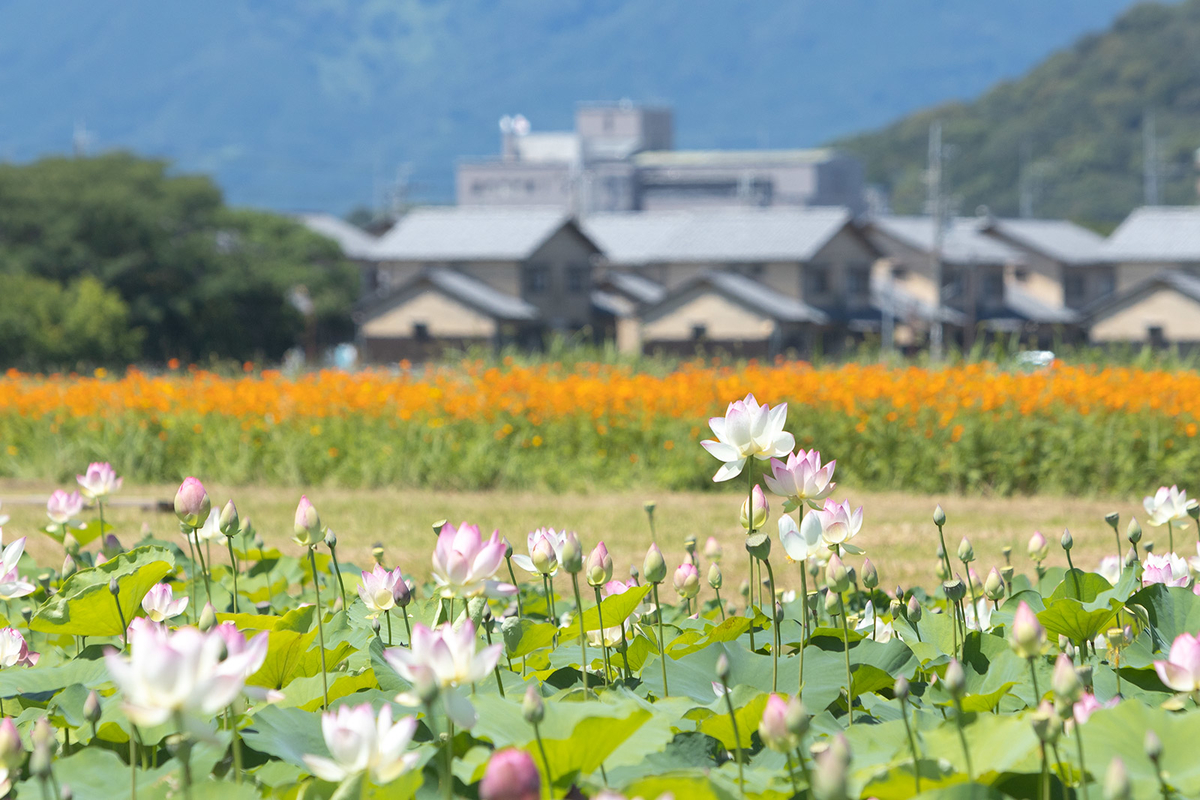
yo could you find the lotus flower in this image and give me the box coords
[963,598,994,633]
[210,622,276,702]
[77,462,121,501]
[46,490,84,526]
[700,393,795,482]
[585,542,613,587]
[0,718,21,796]
[704,536,723,562]
[1144,485,1196,528]
[384,621,503,729]
[1027,531,1049,562]
[1098,555,1122,586]
[1154,632,1200,693]
[511,528,567,576]
[104,625,253,727]
[0,539,34,601]
[293,495,322,546]
[430,522,515,599]
[0,501,7,529]
[358,565,407,616]
[764,449,836,507]
[758,693,800,753]
[0,629,37,668]
[303,703,419,784]
[141,583,188,623]
[185,508,225,545]
[673,563,700,599]
[854,601,894,642]
[1072,693,1118,725]
[1143,552,1191,588]
[779,513,824,563]
[1010,601,1045,659]
[814,499,864,553]
[479,748,541,800]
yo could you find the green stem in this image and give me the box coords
[1169,520,1175,555]
[763,558,778,693]
[571,574,589,696]
[533,722,553,799]
[185,532,199,623]
[113,587,129,652]
[175,714,193,800]
[129,730,137,800]
[785,751,800,796]
[484,620,505,698]
[953,699,974,780]
[1075,726,1090,800]
[936,522,953,582]
[444,719,455,800]
[1066,549,1082,599]
[329,544,348,610]
[714,586,726,621]
[798,565,808,696]
[1029,658,1041,705]
[386,610,393,646]
[595,586,612,685]
[794,746,813,794]
[721,680,745,798]
[652,583,669,697]
[228,707,243,784]
[506,556,524,618]
[226,538,240,614]
[308,547,329,710]
[193,536,212,606]
[900,696,921,794]
[1040,743,1049,800]
[620,620,632,681]
[401,605,412,645]
[746,464,756,653]
[839,600,854,725]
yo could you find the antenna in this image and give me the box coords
[926,121,945,361]
[512,115,530,136]
[72,121,92,157]
[1144,110,1160,205]
[1018,137,1033,219]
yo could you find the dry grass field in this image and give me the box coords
[0,479,1163,592]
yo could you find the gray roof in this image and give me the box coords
[1083,269,1200,320]
[1100,206,1200,263]
[372,208,588,261]
[590,290,635,317]
[583,208,854,265]
[360,267,538,323]
[1002,285,1081,324]
[869,216,1025,266]
[979,218,1105,265]
[602,271,667,304]
[647,271,829,324]
[295,213,378,260]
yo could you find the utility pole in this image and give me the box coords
[927,121,945,361]
[1018,138,1034,219]
[1143,111,1160,205]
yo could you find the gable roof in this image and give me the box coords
[1001,285,1081,324]
[1082,269,1200,322]
[600,271,668,305]
[868,216,1024,266]
[583,208,855,265]
[294,213,378,260]
[644,270,829,325]
[1100,206,1200,263]
[371,208,597,261]
[358,267,538,324]
[978,218,1105,265]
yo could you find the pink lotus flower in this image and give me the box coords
[511,528,567,576]
[479,748,541,800]
[1072,693,1118,725]
[814,499,864,552]
[673,563,700,599]
[303,703,419,785]
[758,693,800,753]
[77,462,121,501]
[1154,631,1200,693]
[764,449,836,507]
[0,539,34,601]
[585,542,613,587]
[384,621,503,729]
[1143,552,1191,588]
[358,565,406,616]
[46,490,84,526]
[141,583,188,623]
[1010,601,1046,659]
[0,628,37,668]
[700,393,795,482]
[431,522,515,599]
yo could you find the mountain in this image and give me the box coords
[0,1,1139,212]
[837,0,1200,226]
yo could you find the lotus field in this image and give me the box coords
[2,361,1200,493]
[3,395,1200,799]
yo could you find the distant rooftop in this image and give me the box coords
[634,148,839,168]
[1100,206,1200,263]
[372,207,589,261]
[294,213,377,260]
[869,216,1025,266]
[980,217,1106,265]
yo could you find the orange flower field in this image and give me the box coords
[1,360,1198,493]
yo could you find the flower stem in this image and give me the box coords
[533,721,553,799]
[444,719,455,800]
[721,678,745,798]
[935,521,953,582]
[763,557,778,693]
[1074,727,1091,800]
[328,542,348,610]
[839,600,854,725]
[715,586,726,621]
[174,714,193,800]
[483,619,506,698]
[1040,743,1049,800]
[308,547,329,710]
[1169,520,1175,555]
[506,555,524,618]
[900,695,921,794]
[595,586,612,684]
[401,605,413,646]
[953,698,973,779]
[185,531,199,623]
[798,565,808,697]
[386,610,393,646]
[226,538,240,614]
[746,464,756,653]
[227,707,243,784]
[1028,658,1041,705]
[129,729,137,800]
[651,582,669,697]
[794,746,813,793]
[571,574,589,696]
[785,751,800,796]
[1065,548,1082,599]
[193,535,212,606]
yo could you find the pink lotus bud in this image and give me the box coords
[293,495,321,546]
[704,536,723,562]
[740,485,769,531]
[642,543,667,584]
[173,477,211,528]
[1028,531,1049,562]
[758,693,799,753]
[1011,601,1046,659]
[531,534,558,575]
[0,717,21,769]
[1052,653,1081,702]
[825,553,850,593]
[673,563,700,599]
[586,542,613,587]
[479,748,540,800]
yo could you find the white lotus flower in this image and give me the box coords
[1097,555,1122,586]
[77,462,122,501]
[358,565,407,617]
[700,394,795,482]
[779,512,824,563]
[0,628,37,668]
[511,528,567,576]
[0,539,34,601]
[854,601,894,643]
[0,500,8,528]
[963,599,994,633]
[1144,485,1196,528]
[187,508,225,544]
[384,621,502,729]
[141,583,188,623]
[303,703,420,785]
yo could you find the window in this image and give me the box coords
[890,266,908,280]
[523,264,549,294]
[982,272,1005,299]
[692,324,707,340]
[1064,274,1085,302]
[847,266,870,297]
[1148,326,1166,348]
[413,323,430,342]
[1095,271,1116,299]
[806,265,829,295]
[567,265,589,294]
[1014,268,1029,282]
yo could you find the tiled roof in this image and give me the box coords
[359,267,538,322]
[1099,206,1200,263]
[647,271,829,324]
[372,208,589,261]
[869,216,1025,266]
[979,217,1105,265]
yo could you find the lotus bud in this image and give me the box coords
[957,538,975,563]
[715,652,731,682]
[861,558,878,590]
[845,565,857,587]
[1052,654,1081,703]
[173,477,210,529]
[1011,601,1046,659]
[83,690,101,724]
[372,543,385,565]
[739,580,749,598]
[937,542,946,559]
[888,597,902,620]
[1126,517,1142,545]
[774,602,784,624]
[1062,640,1076,660]
[0,718,22,769]
[825,590,843,617]
[1030,700,1059,744]
[943,658,965,697]
[894,676,910,702]
[219,500,239,537]
[107,576,120,597]
[1027,531,1049,562]
[29,726,51,779]
[783,696,809,738]
[1000,565,1014,584]
[705,536,723,562]
[906,595,922,623]
[642,543,667,584]
[1060,528,1073,552]
[479,748,541,800]
[1143,541,1155,554]
[1144,729,1162,762]
[740,485,769,531]
[684,534,697,556]
[934,559,949,581]
[643,500,656,515]
[324,529,337,549]
[1189,502,1200,525]
[62,554,77,580]
[585,542,613,587]
[1001,545,1012,564]
[1124,545,1139,567]
[371,618,381,637]
[198,602,216,632]
[825,553,850,594]
[1104,757,1131,800]
[62,532,80,558]
[501,538,513,560]
[933,505,946,527]
[758,694,796,753]
[708,562,723,590]
[673,563,700,599]
[238,515,254,539]
[501,615,523,653]
[984,567,1005,601]
[811,733,851,800]
[522,685,544,724]
[629,565,640,584]
[943,576,966,602]
[560,532,583,574]
[808,559,821,580]
[531,536,558,575]
[293,495,321,546]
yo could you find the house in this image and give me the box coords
[1100,206,1200,290]
[976,216,1112,309]
[294,213,379,261]
[1085,271,1200,348]
[357,208,601,360]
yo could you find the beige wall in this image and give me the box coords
[616,317,642,354]
[1006,251,1063,307]
[642,289,774,341]
[362,289,496,339]
[1091,288,1200,342]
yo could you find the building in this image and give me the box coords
[456,102,866,214]
[1101,206,1200,290]
[976,216,1112,309]
[356,208,601,360]
[1085,271,1200,348]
